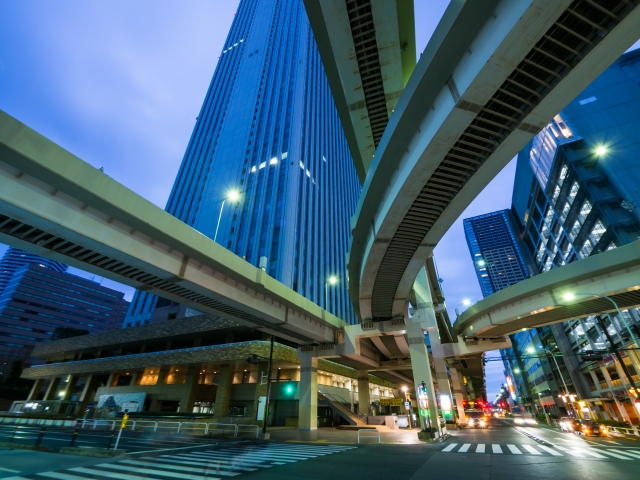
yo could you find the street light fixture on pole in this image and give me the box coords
[325,275,338,310]
[214,189,241,243]
[532,344,578,418]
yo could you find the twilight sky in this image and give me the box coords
[4,0,619,400]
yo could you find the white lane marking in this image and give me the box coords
[442,443,458,452]
[175,453,273,467]
[458,444,471,453]
[195,451,299,461]
[149,457,259,471]
[522,445,542,455]
[218,448,320,458]
[476,444,485,453]
[605,440,621,445]
[607,449,640,459]
[119,459,240,476]
[35,473,92,480]
[589,449,634,460]
[93,463,224,480]
[0,467,20,473]
[507,445,522,455]
[536,445,564,456]
[492,444,503,454]
[130,444,218,455]
[571,448,607,459]
[70,466,207,480]
[3,477,33,480]
[555,446,586,458]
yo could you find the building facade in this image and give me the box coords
[0,247,66,295]
[499,49,640,423]
[125,0,360,328]
[0,261,129,377]
[463,210,531,298]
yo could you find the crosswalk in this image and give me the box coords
[441,443,640,461]
[4,443,357,480]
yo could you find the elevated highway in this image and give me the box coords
[0,110,345,345]
[303,0,415,180]
[452,239,640,339]
[343,0,640,322]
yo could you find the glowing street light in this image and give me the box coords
[594,145,608,157]
[214,189,241,243]
[325,275,339,310]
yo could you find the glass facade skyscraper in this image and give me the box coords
[0,247,66,295]
[463,210,530,298]
[125,0,360,327]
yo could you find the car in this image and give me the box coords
[465,410,488,428]
[574,419,604,436]
[559,417,579,432]
[513,414,538,426]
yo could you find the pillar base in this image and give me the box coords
[298,428,318,441]
[258,432,271,440]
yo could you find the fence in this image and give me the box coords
[72,419,259,437]
[357,429,380,444]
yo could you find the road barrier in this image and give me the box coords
[236,424,259,438]
[357,429,380,444]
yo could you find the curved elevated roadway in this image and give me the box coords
[0,111,344,345]
[452,240,640,339]
[346,0,640,322]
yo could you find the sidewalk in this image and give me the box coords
[265,426,426,445]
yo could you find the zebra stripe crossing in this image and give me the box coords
[440,443,640,460]
[3,443,357,480]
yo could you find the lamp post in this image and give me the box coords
[213,189,240,243]
[533,344,578,418]
[325,275,338,310]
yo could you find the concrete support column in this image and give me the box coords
[62,376,80,401]
[600,366,628,422]
[357,370,370,416]
[449,368,467,422]
[178,366,198,413]
[43,377,61,400]
[297,351,318,433]
[27,379,45,401]
[214,365,234,418]
[429,332,455,421]
[407,322,440,433]
[407,266,442,435]
[77,375,102,415]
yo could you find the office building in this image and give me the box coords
[463,210,531,298]
[0,261,130,377]
[124,0,360,328]
[0,247,66,295]
[502,49,640,423]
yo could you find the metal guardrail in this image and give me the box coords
[236,424,259,438]
[357,429,380,444]
[604,426,640,437]
[72,419,257,437]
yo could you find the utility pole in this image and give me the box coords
[263,335,275,437]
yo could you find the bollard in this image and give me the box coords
[9,426,18,443]
[35,427,46,447]
[106,431,115,450]
[70,428,79,447]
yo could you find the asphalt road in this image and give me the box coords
[0,418,638,479]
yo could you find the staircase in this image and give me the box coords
[318,391,367,426]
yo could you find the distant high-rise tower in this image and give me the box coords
[0,247,66,295]
[125,0,360,327]
[463,210,530,298]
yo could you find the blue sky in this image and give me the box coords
[5,1,634,400]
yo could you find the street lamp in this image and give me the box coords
[325,275,338,310]
[594,145,608,157]
[532,344,578,418]
[213,189,241,243]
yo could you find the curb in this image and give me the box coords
[0,441,49,451]
[58,446,127,457]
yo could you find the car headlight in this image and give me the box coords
[480,420,486,426]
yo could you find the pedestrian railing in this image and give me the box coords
[357,429,380,444]
[604,426,640,437]
[236,424,259,438]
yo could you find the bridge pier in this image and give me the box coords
[448,367,467,422]
[297,350,318,439]
[357,370,370,416]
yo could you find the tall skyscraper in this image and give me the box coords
[125,0,359,328]
[0,247,66,295]
[463,210,531,298]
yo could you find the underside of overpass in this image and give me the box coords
[345,0,640,323]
